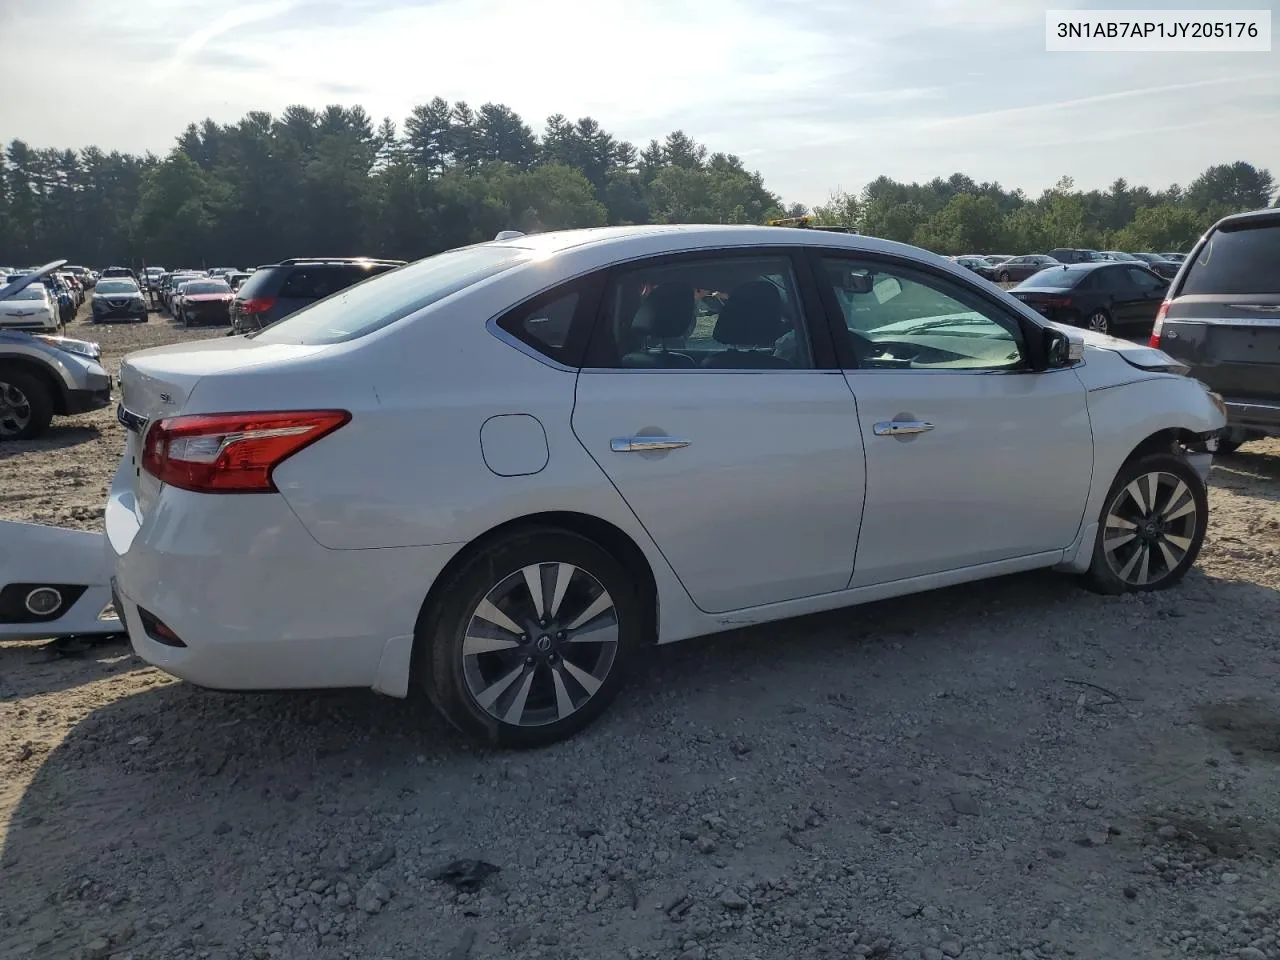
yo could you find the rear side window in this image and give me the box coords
[252,246,529,345]
[496,290,582,364]
[1181,224,1280,296]
[234,268,282,299]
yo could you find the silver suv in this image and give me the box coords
[0,261,113,440]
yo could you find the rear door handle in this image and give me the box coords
[611,436,692,453]
[873,420,934,437]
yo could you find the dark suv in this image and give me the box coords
[1152,207,1280,454]
[230,257,405,333]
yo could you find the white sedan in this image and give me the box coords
[0,282,59,332]
[106,226,1225,747]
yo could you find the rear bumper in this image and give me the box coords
[105,466,462,696]
[1224,397,1280,435]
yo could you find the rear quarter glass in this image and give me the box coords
[1180,223,1280,297]
[234,267,285,299]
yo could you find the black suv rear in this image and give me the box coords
[1152,207,1280,454]
[230,257,405,333]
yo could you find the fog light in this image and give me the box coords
[24,587,63,616]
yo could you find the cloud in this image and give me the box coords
[149,1,298,82]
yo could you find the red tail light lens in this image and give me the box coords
[1041,296,1072,308]
[238,296,275,315]
[1150,300,1171,348]
[141,411,350,493]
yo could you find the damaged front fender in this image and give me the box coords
[0,520,122,641]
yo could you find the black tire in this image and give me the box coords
[0,367,55,441]
[1084,452,1208,595]
[417,528,643,748]
[1085,309,1111,335]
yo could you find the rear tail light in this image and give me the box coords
[141,410,350,493]
[137,607,186,647]
[1150,300,1171,348]
[237,296,275,315]
[1041,296,1072,308]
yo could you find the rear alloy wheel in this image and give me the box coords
[420,530,641,747]
[1085,453,1207,594]
[1086,309,1111,334]
[0,369,54,441]
[999,271,1010,282]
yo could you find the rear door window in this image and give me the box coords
[1181,223,1280,295]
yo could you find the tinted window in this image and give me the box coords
[183,281,231,295]
[588,256,812,370]
[1125,267,1165,291]
[497,290,581,364]
[1022,266,1091,288]
[233,268,280,299]
[822,257,1024,371]
[96,279,139,294]
[253,246,528,345]
[1181,223,1280,295]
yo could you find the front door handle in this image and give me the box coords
[611,436,692,453]
[873,420,934,437]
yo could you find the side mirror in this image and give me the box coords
[1045,327,1085,368]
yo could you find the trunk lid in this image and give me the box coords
[117,338,329,515]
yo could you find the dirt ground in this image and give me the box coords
[2,305,1279,960]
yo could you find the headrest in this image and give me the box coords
[634,282,695,339]
[713,280,786,347]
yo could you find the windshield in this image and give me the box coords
[252,245,531,345]
[182,281,231,295]
[97,279,139,294]
[13,285,47,300]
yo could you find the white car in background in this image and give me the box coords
[0,282,59,332]
[107,225,1225,747]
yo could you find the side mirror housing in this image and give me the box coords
[1044,326,1085,368]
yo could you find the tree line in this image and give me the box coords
[0,95,1275,267]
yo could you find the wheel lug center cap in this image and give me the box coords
[535,635,553,654]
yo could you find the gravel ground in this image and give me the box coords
[2,306,1279,960]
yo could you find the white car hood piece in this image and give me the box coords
[0,520,121,640]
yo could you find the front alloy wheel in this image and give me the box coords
[420,529,641,747]
[1086,453,1207,593]
[1087,310,1110,334]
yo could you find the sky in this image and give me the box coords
[1,0,1278,206]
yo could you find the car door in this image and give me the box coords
[812,252,1095,587]
[1121,266,1169,332]
[570,249,866,614]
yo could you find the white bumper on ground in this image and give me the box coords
[0,520,122,641]
[105,467,461,696]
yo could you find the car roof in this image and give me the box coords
[1212,206,1280,232]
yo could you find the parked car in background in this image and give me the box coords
[984,254,1015,264]
[230,256,405,332]
[175,279,234,327]
[161,272,202,313]
[1010,261,1168,335]
[142,266,166,292]
[207,267,239,280]
[44,273,77,324]
[0,262,112,440]
[100,266,138,282]
[59,272,84,308]
[64,265,95,287]
[1097,250,1140,262]
[107,225,1224,747]
[1161,252,1187,263]
[952,256,997,280]
[1151,207,1280,454]
[91,277,148,322]
[1130,253,1180,280]
[1048,248,1102,264]
[0,284,59,332]
[992,254,1059,282]
[226,271,252,292]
